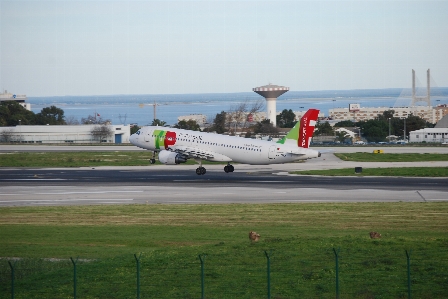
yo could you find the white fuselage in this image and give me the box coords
[130,127,319,165]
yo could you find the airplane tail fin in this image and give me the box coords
[277,109,319,148]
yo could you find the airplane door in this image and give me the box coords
[268,145,277,159]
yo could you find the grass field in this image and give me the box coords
[1,151,447,297]
[335,152,448,162]
[1,203,447,298]
[290,167,448,177]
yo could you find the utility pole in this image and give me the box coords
[388,118,391,142]
[404,118,406,141]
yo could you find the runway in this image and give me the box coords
[1,147,447,206]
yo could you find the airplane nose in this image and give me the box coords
[129,134,137,145]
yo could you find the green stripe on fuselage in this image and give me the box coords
[154,129,167,149]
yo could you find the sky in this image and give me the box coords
[1,0,447,97]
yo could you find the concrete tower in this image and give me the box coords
[253,83,289,127]
[411,69,431,107]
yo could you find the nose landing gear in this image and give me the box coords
[149,151,156,164]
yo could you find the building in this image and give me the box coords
[409,128,448,143]
[0,124,131,144]
[177,114,208,125]
[0,90,31,110]
[329,105,446,124]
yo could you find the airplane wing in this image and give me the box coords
[169,146,232,162]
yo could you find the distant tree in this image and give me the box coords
[334,120,356,127]
[150,119,166,126]
[81,114,111,125]
[335,131,351,143]
[404,114,431,138]
[65,116,80,125]
[357,119,388,142]
[252,119,279,135]
[0,101,35,126]
[276,109,296,128]
[211,111,227,134]
[90,124,113,143]
[0,128,15,142]
[175,120,201,131]
[35,105,66,125]
[314,121,333,136]
[241,99,264,129]
[130,125,140,135]
[226,99,264,133]
[382,110,395,120]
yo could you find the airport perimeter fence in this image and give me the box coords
[1,248,447,299]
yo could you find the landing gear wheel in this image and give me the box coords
[196,167,206,175]
[149,159,156,164]
[224,164,235,173]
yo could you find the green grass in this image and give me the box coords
[0,151,230,167]
[1,203,448,298]
[1,152,448,168]
[0,151,150,167]
[335,152,448,162]
[291,167,448,176]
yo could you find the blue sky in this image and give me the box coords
[1,0,447,97]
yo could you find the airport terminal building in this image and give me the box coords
[0,124,131,144]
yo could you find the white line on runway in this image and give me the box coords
[1,198,135,203]
[0,179,68,181]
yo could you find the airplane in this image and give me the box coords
[129,109,321,175]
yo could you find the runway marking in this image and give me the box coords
[247,181,286,183]
[0,179,68,181]
[1,198,135,203]
[38,191,143,195]
[0,191,143,196]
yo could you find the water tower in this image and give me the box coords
[253,83,289,127]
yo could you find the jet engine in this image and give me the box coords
[158,150,188,165]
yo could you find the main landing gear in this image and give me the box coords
[195,161,234,175]
[224,163,234,173]
[196,159,206,175]
[196,167,206,175]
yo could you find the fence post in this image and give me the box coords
[333,248,340,299]
[70,257,79,299]
[264,250,272,299]
[406,250,412,299]
[8,260,17,299]
[134,253,142,299]
[198,254,207,299]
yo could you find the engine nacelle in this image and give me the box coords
[158,150,188,165]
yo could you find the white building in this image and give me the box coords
[0,90,31,110]
[0,124,131,144]
[329,105,446,124]
[409,128,448,143]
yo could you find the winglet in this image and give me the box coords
[277,109,319,148]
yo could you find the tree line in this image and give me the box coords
[0,100,113,126]
[0,101,114,143]
[2,100,433,143]
[314,110,433,143]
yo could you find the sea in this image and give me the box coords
[28,88,448,126]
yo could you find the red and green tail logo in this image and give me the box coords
[277,109,319,148]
